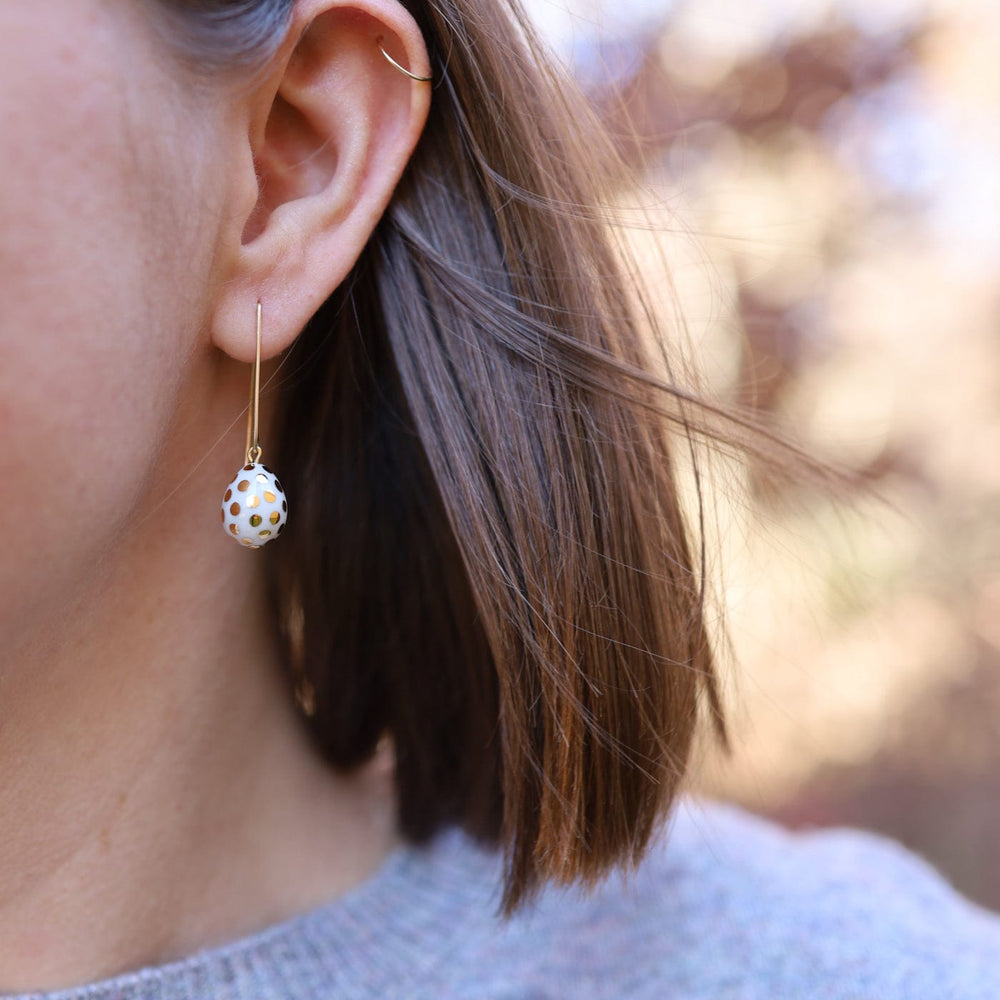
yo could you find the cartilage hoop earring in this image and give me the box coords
[220,301,287,548]
[376,34,433,82]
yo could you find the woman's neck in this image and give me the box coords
[0,412,399,993]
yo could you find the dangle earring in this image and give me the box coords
[221,301,288,548]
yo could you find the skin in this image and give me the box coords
[0,0,430,989]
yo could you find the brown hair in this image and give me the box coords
[156,0,729,912]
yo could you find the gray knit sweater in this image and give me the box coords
[6,799,999,999]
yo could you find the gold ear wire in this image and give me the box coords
[245,300,263,466]
[376,35,433,83]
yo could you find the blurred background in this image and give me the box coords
[531,0,1000,910]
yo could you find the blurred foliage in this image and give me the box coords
[555,1,1000,909]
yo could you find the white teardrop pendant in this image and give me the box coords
[222,463,288,548]
[222,302,287,548]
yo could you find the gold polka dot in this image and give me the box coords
[237,480,250,492]
[247,495,260,508]
[264,491,276,504]
[249,514,262,528]
[220,509,225,523]
[230,502,240,516]
[259,530,271,538]
[229,524,239,536]
[241,538,256,547]
[269,511,280,525]
[224,489,232,502]
[256,473,268,484]
[243,464,255,472]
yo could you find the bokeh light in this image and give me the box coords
[534,0,1000,910]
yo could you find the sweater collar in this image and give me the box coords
[3,828,504,1000]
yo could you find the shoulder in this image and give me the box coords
[421,798,1000,999]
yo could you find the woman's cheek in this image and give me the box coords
[0,1,224,645]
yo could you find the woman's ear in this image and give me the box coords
[211,0,431,362]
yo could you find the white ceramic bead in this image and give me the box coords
[221,463,288,548]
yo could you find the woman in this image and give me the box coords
[2,0,997,996]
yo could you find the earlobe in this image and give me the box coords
[211,0,431,363]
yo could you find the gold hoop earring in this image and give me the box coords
[220,301,288,549]
[376,34,432,83]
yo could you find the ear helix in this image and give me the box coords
[220,301,288,548]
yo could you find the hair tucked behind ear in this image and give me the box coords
[266,0,729,913]
[158,0,728,913]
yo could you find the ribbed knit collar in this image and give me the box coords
[4,828,505,1000]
